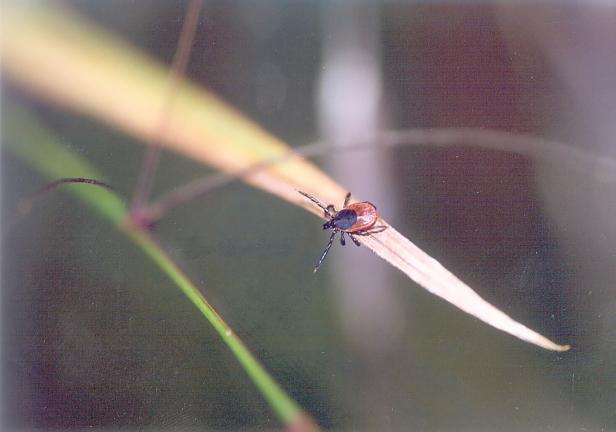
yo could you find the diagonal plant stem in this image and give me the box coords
[140,144,331,224]
[4,105,319,432]
[131,0,203,213]
[123,227,317,430]
[140,128,616,224]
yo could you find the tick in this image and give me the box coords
[299,191,385,272]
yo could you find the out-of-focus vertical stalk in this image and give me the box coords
[318,4,405,426]
[131,0,204,212]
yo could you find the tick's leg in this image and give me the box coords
[340,231,346,246]
[298,190,333,217]
[343,192,351,208]
[354,225,387,236]
[314,230,337,273]
[349,233,361,247]
[366,225,387,235]
[326,204,336,216]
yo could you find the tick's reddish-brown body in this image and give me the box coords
[298,191,384,272]
[344,202,378,232]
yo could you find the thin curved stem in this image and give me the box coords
[6,177,117,233]
[141,128,616,225]
[31,176,114,195]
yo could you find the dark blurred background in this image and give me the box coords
[2,1,616,430]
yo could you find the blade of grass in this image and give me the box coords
[1,3,570,351]
[3,105,317,431]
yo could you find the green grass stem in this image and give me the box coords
[4,105,315,430]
